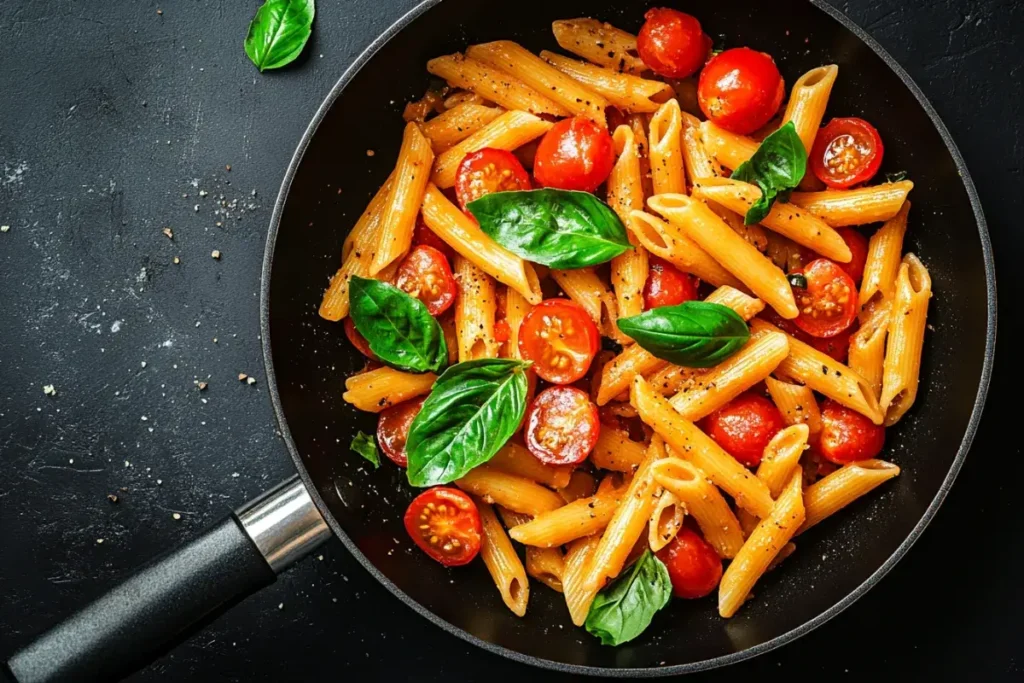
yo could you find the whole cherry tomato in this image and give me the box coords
[455,148,531,209]
[643,256,700,310]
[533,117,615,193]
[810,117,884,189]
[377,397,425,467]
[637,8,711,79]
[524,386,600,465]
[792,258,858,338]
[700,391,785,467]
[403,487,482,566]
[344,317,378,361]
[518,299,600,384]
[656,527,723,599]
[818,399,885,464]
[698,47,785,135]
[394,245,457,316]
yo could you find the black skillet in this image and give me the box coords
[3,0,996,680]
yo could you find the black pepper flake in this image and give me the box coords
[821,365,829,374]
[834,370,842,377]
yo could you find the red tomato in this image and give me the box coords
[394,245,457,316]
[377,397,425,467]
[524,386,600,465]
[764,309,852,363]
[454,148,531,209]
[810,118,884,189]
[413,215,454,261]
[799,228,869,284]
[818,399,885,464]
[533,117,615,193]
[518,299,600,384]
[344,317,378,361]
[656,527,723,599]
[700,391,785,467]
[636,8,711,79]
[493,319,511,344]
[697,47,785,135]
[792,258,858,338]
[403,487,482,566]
[643,256,700,310]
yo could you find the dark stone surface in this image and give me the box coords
[0,0,1019,680]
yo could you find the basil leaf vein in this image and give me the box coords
[350,431,380,469]
[349,276,447,374]
[405,359,530,487]
[585,550,672,646]
[617,301,750,368]
[244,0,315,72]
[731,121,807,225]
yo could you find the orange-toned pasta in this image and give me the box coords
[342,367,436,413]
[489,441,573,489]
[799,459,900,533]
[431,110,553,189]
[476,499,530,616]
[627,210,745,290]
[607,125,649,322]
[652,457,744,559]
[859,202,910,307]
[563,535,602,626]
[789,181,914,227]
[880,254,932,425]
[558,470,598,503]
[453,256,499,362]
[539,51,672,113]
[589,427,648,472]
[649,99,686,195]
[848,299,892,399]
[419,103,504,153]
[551,19,645,75]
[456,466,566,516]
[680,112,723,183]
[781,65,839,153]
[508,482,626,548]
[550,268,623,341]
[648,488,686,553]
[765,377,822,436]
[700,120,760,170]
[427,53,569,117]
[526,546,565,593]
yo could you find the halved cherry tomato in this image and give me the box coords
[344,317,378,361]
[656,527,722,599]
[524,386,600,466]
[643,256,700,310]
[810,117,884,189]
[799,227,869,285]
[698,47,785,135]
[700,391,785,467]
[455,148,532,209]
[533,117,615,193]
[792,258,858,338]
[818,399,885,464]
[403,487,482,566]
[493,319,511,344]
[518,299,600,384]
[413,215,454,261]
[764,309,853,363]
[637,8,711,79]
[377,397,425,467]
[394,245,457,316]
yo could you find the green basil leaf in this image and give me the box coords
[467,189,632,269]
[731,121,807,225]
[244,0,315,72]
[787,273,808,289]
[617,301,750,368]
[349,276,447,374]
[350,431,380,469]
[406,359,530,487]
[585,550,671,646]
[885,170,908,183]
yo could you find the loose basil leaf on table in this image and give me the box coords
[244,0,316,72]
[617,301,750,368]
[348,276,448,374]
[585,549,672,646]
[467,189,632,269]
[350,431,380,469]
[730,121,807,225]
[406,359,530,487]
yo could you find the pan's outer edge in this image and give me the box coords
[259,0,997,676]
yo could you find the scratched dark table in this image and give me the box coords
[1,0,1021,681]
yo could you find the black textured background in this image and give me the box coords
[0,0,1020,680]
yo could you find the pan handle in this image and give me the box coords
[4,476,330,683]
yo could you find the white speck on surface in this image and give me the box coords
[3,161,28,187]
[0,225,9,233]
[161,339,173,348]
[157,479,163,485]
[110,320,122,333]
[141,361,147,368]
[96,539,104,544]
[173,513,181,520]
[231,472,239,478]
[211,249,221,259]
[140,415,148,421]
[278,603,284,610]
[42,384,56,396]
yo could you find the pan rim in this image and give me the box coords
[259,0,997,676]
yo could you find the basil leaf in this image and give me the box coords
[351,431,380,469]
[617,301,750,368]
[406,359,530,487]
[244,0,315,72]
[885,170,909,183]
[787,273,808,289]
[467,189,631,269]
[585,550,671,646]
[349,276,447,374]
[731,121,807,225]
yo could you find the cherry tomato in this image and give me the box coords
[698,47,785,135]
[403,487,482,566]
[413,215,454,261]
[636,8,711,79]
[518,299,600,384]
[792,258,858,338]
[764,309,852,363]
[534,117,615,193]
[700,391,785,467]
[377,397,425,467]
[810,118,884,189]
[344,317,378,361]
[524,386,600,466]
[643,256,700,310]
[455,148,532,209]
[799,227,869,285]
[818,399,885,464]
[656,527,723,599]
[394,245,457,316]
[493,319,511,345]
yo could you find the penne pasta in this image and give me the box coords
[800,459,900,533]
[789,181,914,227]
[509,481,626,547]
[551,268,623,341]
[431,110,553,189]
[765,377,822,435]
[503,286,534,359]
[342,367,435,413]
[653,457,745,559]
[859,202,910,307]
[848,298,892,399]
[628,210,745,290]
[737,423,809,535]
[427,53,569,117]
[589,426,648,472]
[880,254,932,425]
[781,65,839,154]
[526,546,566,593]
[680,112,723,183]
[453,256,500,362]
[551,18,645,75]
[607,125,649,322]
[456,466,566,517]
[475,499,530,616]
[489,441,573,489]
[558,470,598,503]
[419,103,504,153]
[444,91,489,109]
[630,114,655,200]
[539,51,672,113]
[700,120,760,171]
[649,99,686,195]
[342,174,394,262]
[563,535,602,626]
[648,488,686,553]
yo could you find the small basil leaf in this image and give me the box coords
[787,273,808,289]
[585,550,672,646]
[731,121,807,225]
[885,170,908,183]
[467,189,632,269]
[349,276,447,374]
[351,431,380,469]
[406,359,529,487]
[617,301,750,368]
[244,0,315,72]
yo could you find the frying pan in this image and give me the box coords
[3,0,996,680]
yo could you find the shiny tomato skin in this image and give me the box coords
[344,317,378,361]
[792,258,858,338]
[637,8,711,79]
[698,47,785,135]
[455,148,532,209]
[403,487,482,566]
[413,215,455,261]
[377,397,425,467]
[534,117,616,193]
[518,299,601,384]
[810,117,884,189]
[701,391,785,467]
[493,319,511,344]
[524,386,600,465]
[818,399,885,464]
[643,256,700,310]
[799,228,869,285]
[763,309,852,363]
[656,527,723,599]
[394,245,457,316]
